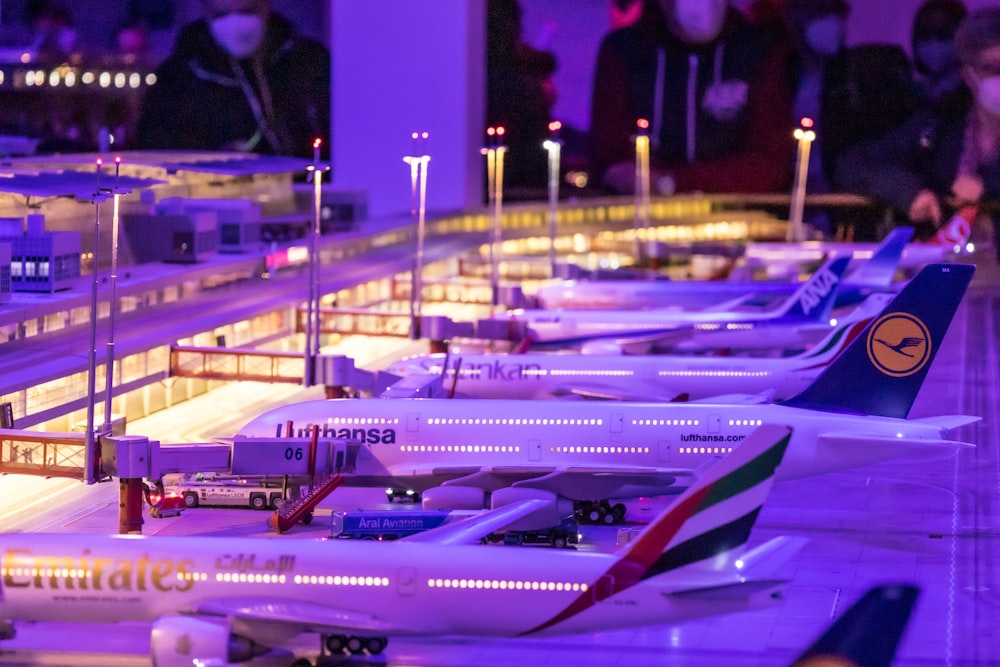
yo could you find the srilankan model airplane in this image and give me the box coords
[533,227,912,312]
[236,264,976,526]
[0,425,804,666]
[382,293,890,403]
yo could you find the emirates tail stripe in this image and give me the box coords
[640,508,761,581]
[521,428,790,636]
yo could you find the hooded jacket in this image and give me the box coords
[136,12,329,158]
[590,2,793,193]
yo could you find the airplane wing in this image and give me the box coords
[910,415,982,431]
[576,328,694,355]
[819,432,976,456]
[400,498,551,545]
[388,465,691,499]
[688,392,774,405]
[193,597,407,637]
[551,384,687,402]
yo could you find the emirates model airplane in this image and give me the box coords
[490,255,850,353]
[238,264,976,526]
[533,226,912,312]
[0,425,803,667]
[382,293,890,403]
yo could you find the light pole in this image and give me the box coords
[304,139,330,387]
[403,132,430,339]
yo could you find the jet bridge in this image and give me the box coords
[100,431,361,535]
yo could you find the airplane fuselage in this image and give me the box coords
[0,534,779,637]
[236,399,957,497]
[386,352,824,401]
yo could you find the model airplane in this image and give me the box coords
[237,264,976,526]
[791,584,919,667]
[533,227,912,312]
[486,255,850,353]
[382,294,888,403]
[0,425,803,666]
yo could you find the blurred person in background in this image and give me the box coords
[589,0,793,196]
[784,0,915,239]
[836,7,1000,259]
[487,0,559,196]
[136,0,329,157]
[911,0,969,119]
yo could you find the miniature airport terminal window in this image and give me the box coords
[427,578,588,592]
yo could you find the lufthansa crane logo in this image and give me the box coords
[867,312,931,377]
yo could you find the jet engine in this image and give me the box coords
[151,616,262,667]
[491,487,574,531]
[421,485,487,510]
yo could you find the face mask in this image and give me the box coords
[976,75,1000,118]
[916,39,958,75]
[804,14,845,57]
[210,12,265,59]
[671,0,727,44]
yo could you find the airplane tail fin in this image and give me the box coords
[845,226,913,287]
[776,256,851,320]
[783,263,974,419]
[618,424,792,579]
[791,584,919,667]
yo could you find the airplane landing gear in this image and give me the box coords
[322,632,388,656]
[575,500,627,525]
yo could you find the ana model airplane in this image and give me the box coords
[485,255,851,353]
[533,227,912,312]
[0,425,804,667]
[237,264,976,526]
[382,294,889,403]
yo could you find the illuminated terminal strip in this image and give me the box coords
[428,578,588,592]
[15,67,156,89]
[427,417,602,426]
[631,418,700,426]
[401,444,520,453]
[657,370,771,378]
[550,445,650,454]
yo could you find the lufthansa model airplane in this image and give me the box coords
[484,255,851,352]
[236,264,976,525]
[382,294,890,403]
[533,227,912,312]
[0,426,803,667]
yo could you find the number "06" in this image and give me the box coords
[284,447,304,461]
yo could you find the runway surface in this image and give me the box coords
[0,253,997,666]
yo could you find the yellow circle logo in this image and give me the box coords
[867,312,931,377]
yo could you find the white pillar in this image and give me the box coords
[331,1,485,218]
